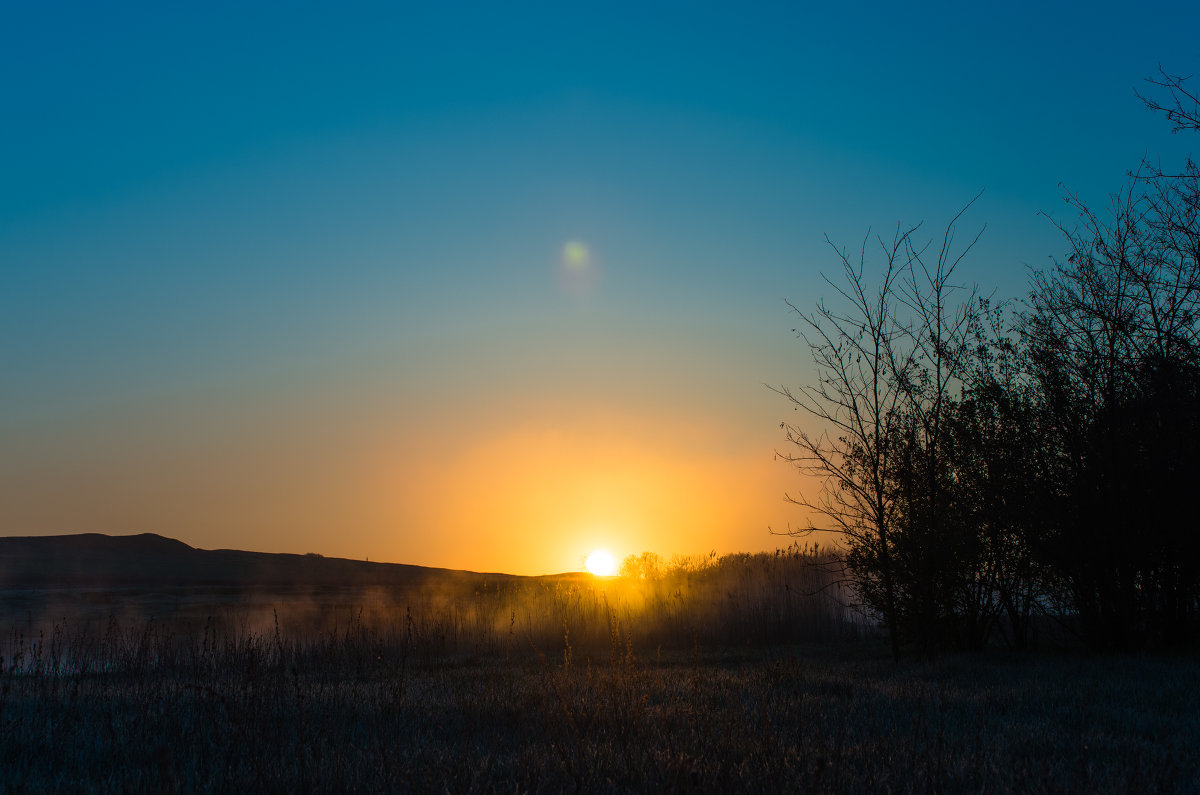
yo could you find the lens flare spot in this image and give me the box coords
[562,240,590,270]
[555,240,600,296]
[584,549,617,576]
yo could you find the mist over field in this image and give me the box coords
[3,534,1198,792]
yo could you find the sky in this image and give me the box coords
[3,1,1198,574]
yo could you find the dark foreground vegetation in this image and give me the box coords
[2,552,1197,794]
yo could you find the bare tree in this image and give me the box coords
[773,200,983,656]
[889,198,984,653]
[773,228,913,658]
[1137,66,1200,135]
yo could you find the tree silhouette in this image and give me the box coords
[1025,72,1200,647]
[774,200,984,656]
[778,69,1200,654]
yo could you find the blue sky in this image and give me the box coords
[2,1,1198,572]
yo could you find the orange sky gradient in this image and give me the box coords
[0,347,818,575]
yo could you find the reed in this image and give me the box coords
[1,546,1192,792]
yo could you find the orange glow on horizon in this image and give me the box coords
[0,388,817,576]
[366,402,805,575]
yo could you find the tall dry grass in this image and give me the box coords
[2,545,1193,792]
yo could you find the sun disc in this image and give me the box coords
[584,549,616,576]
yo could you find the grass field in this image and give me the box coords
[1,548,1196,793]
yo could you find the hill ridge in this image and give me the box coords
[0,532,518,588]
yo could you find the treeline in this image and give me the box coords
[777,69,1200,654]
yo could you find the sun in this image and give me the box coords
[584,549,617,576]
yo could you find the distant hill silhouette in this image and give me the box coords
[0,533,519,588]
